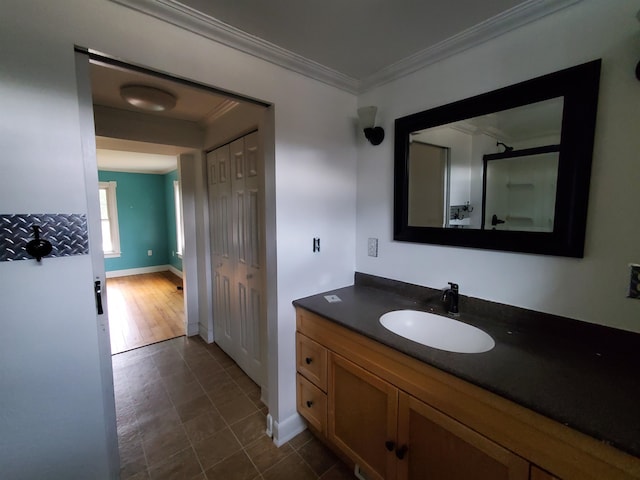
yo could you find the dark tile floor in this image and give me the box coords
[112,336,353,479]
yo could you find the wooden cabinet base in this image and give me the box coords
[296,307,640,480]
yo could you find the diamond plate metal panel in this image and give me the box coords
[0,214,89,262]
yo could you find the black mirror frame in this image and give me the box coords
[394,59,601,257]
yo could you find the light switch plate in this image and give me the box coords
[368,238,378,257]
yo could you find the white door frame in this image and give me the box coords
[178,152,200,337]
[74,49,119,476]
[77,48,280,444]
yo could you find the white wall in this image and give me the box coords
[356,0,640,333]
[1,0,357,473]
[0,16,113,476]
[94,105,205,148]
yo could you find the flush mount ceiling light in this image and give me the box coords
[120,84,177,112]
[358,106,385,145]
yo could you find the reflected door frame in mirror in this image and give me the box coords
[394,59,601,257]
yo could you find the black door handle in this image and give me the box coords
[396,445,408,460]
[491,214,506,226]
[95,280,104,315]
[25,225,52,262]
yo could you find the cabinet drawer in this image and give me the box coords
[297,332,327,391]
[297,373,327,434]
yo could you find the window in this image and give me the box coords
[174,180,184,257]
[99,181,121,257]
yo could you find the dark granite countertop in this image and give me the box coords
[293,274,640,458]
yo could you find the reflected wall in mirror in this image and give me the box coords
[483,145,559,232]
[394,60,601,257]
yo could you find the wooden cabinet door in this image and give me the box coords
[397,392,529,480]
[530,465,560,480]
[328,353,398,480]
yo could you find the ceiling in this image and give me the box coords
[94,0,569,172]
[90,62,240,125]
[177,0,527,80]
[91,62,246,173]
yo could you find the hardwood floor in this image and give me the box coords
[107,271,185,354]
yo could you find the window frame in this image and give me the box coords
[99,181,121,258]
[173,179,184,258]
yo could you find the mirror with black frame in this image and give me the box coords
[394,59,601,257]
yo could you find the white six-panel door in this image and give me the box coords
[207,131,263,384]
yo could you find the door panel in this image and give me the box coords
[208,133,264,384]
[208,145,234,356]
[242,132,263,379]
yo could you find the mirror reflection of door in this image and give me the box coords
[483,148,559,232]
[408,142,448,227]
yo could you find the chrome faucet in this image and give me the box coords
[442,282,459,316]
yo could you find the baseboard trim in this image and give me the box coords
[271,412,307,447]
[199,324,214,343]
[168,265,183,278]
[105,264,184,278]
[106,265,171,278]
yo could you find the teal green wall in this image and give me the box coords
[99,170,182,273]
[165,170,183,272]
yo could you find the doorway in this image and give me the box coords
[107,271,184,354]
[87,54,270,388]
[96,145,187,353]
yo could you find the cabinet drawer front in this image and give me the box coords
[297,333,328,391]
[297,373,327,434]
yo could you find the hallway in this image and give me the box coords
[113,336,352,479]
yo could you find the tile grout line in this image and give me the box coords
[115,336,336,480]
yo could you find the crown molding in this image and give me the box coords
[109,0,360,93]
[359,0,582,92]
[111,0,581,95]
[202,99,239,126]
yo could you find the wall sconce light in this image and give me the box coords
[357,106,385,145]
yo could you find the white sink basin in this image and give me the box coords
[379,310,495,353]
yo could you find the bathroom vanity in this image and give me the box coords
[293,274,640,480]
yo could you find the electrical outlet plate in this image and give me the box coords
[368,237,378,257]
[628,264,640,299]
